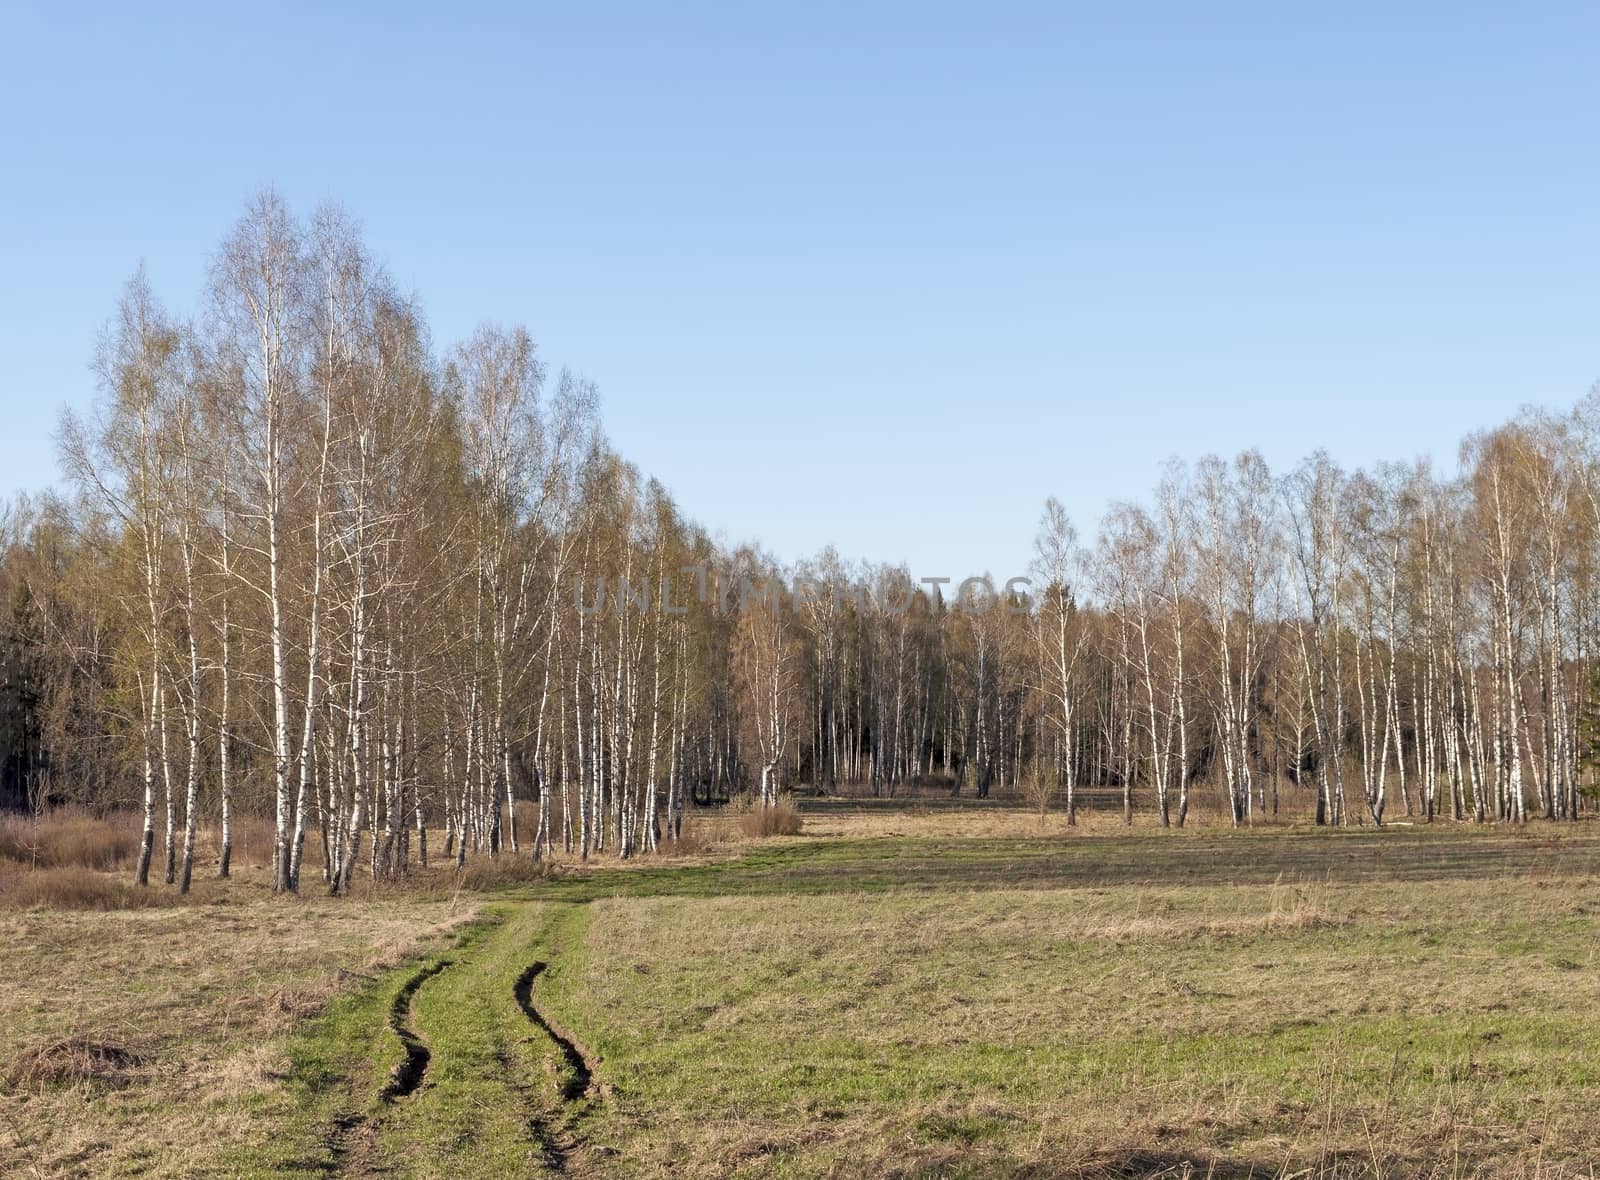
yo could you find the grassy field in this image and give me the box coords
[5,806,1600,1177]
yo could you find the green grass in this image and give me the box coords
[10,823,1600,1177]
[215,904,580,1177]
[372,904,571,1176]
[544,874,1600,1176]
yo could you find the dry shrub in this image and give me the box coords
[660,814,738,856]
[737,801,804,838]
[199,812,278,869]
[1261,880,1340,931]
[0,808,140,871]
[0,864,178,911]
[1020,777,1058,819]
[455,852,560,890]
[9,1036,150,1089]
[513,799,540,839]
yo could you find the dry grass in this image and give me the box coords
[0,807,140,870]
[0,808,291,912]
[8,1037,151,1090]
[0,808,176,910]
[796,781,1332,840]
[200,812,280,871]
[0,862,180,910]
[0,807,282,872]
[0,805,764,912]
[737,800,804,838]
[0,807,298,911]
[0,892,477,1177]
[663,813,741,856]
[452,850,563,890]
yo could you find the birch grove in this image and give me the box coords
[9,191,1600,894]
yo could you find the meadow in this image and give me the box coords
[4,800,1600,1178]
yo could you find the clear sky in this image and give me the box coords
[3,3,1598,580]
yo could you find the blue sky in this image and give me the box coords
[3,2,1598,578]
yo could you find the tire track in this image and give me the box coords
[513,957,613,1175]
[381,959,452,1101]
[322,958,454,1176]
[323,1106,366,1170]
[514,961,602,1102]
[495,1044,573,1174]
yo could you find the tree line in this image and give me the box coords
[2,190,1598,892]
